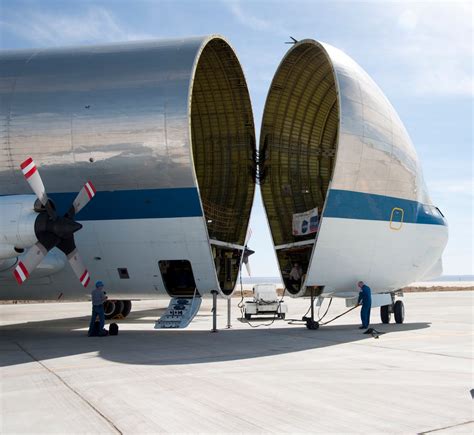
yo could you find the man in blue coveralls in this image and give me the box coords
[88,281,108,336]
[357,281,372,330]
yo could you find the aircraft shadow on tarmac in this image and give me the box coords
[0,307,431,367]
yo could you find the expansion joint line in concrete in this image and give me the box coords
[418,419,474,434]
[14,341,123,435]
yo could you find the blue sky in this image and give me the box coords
[1,0,472,276]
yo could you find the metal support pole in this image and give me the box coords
[306,287,319,330]
[211,290,218,333]
[226,298,232,329]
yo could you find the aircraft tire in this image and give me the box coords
[279,313,286,320]
[394,300,405,324]
[122,300,132,318]
[245,313,251,320]
[104,300,116,319]
[111,300,124,319]
[380,305,391,324]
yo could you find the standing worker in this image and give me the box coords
[289,263,303,290]
[88,281,108,337]
[357,281,372,330]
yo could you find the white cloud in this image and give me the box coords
[228,1,270,31]
[226,0,292,37]
[388,2,473,97]
[398,9,418,32]
[1,6,152,47]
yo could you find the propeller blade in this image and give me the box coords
[57,237,90,288]
[13,242,48,284]
[244,257,252,277]
[66,248,90,288]
[242,247,254,277]
[245,227,253,245]
[20,157,48,206]
[71,181,96,215]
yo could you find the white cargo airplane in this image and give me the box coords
[0,36,448,328]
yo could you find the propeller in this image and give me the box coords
[13,157,95,287]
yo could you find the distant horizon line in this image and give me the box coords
[242,274,474,283]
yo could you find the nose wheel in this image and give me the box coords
[380,305,391,323]
[394,300,405,324]
[380,298,405,324]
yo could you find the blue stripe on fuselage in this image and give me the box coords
[49,187,203,220]
[1,187,445,225]
[323,189,447,226]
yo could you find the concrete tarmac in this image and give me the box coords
[0,291,472,434]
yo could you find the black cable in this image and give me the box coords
[285,293,314,323]
[287,296,332,324]
[317,297,332,322]
[287,296,361,327]
[319,304,359,325]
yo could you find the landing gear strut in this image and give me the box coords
[305,288,319,330]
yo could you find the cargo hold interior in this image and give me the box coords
[191,38,256,294]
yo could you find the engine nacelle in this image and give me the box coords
[0,195,38,259]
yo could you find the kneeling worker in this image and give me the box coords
[88,281,108,336]
[357,281,372,330]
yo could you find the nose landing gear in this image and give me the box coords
[380,295,405,324]
[394,300,405,324]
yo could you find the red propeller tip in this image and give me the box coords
[84,181,96,199]
[13,261,29,284]
[20,158,37,179]
[20,157,33,169]
[80,270,90,287]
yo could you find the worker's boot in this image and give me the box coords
[98,329,109,337]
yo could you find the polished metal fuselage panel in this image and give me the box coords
[321,41,431,203]
[1,38,204,193]
[0,36,255,300]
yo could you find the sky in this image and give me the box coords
[1,0,472,276]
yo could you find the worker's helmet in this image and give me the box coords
[95,280,104,288]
